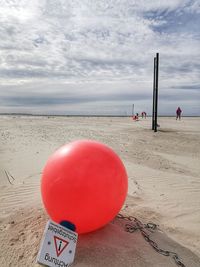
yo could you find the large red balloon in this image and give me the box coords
[41,140,128,234]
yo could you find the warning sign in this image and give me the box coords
[37,220,78,267]
[54,236,69,257]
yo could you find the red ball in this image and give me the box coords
[41,140,128,234]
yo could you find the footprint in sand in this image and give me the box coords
[134,180,141,191]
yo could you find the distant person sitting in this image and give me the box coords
[176,107,182,120]
[132,113,139,121]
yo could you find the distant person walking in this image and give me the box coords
[141,112,147,118]
[176,107,182,120]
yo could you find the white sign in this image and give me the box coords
[37,220,78,267]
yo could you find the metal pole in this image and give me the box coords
[154,53,159,132]
[152,57,156,130]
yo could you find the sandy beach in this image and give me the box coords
[0,115,200,267]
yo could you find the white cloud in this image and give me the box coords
[0,0,199,115]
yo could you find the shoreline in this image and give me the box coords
[0,113,200,118]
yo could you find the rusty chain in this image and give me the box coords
[117,213,186,267]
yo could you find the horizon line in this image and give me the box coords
[0,113,199,117]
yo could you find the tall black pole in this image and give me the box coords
[152,57,156,130]
[154,53,159,132]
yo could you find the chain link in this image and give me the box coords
[117,214,186,267]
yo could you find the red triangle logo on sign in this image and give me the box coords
[54,236,69,257]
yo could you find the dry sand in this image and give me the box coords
[0,115,200,266]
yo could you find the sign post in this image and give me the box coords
[37,220,78,267]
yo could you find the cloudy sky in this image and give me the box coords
[0,0,199,115]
